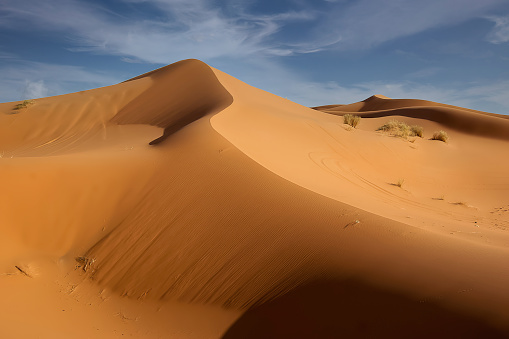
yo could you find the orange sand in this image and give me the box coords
[1,59,509,338]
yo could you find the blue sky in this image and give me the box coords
[1,0,509,114]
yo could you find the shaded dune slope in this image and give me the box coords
[0,59,232,156]
[113,60,233,144]
[314,95,509,141]
[223,279,508,339]
[2,60,509,337]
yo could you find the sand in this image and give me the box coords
[1,59,509,338]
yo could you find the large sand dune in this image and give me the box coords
[1,59,509,338]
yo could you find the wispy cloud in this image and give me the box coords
[1,0,506,62]
[485,16,509,43]
[0,61,120,102]
[23,80,50,99]
[1,0,315,63]
[313,0,507,50]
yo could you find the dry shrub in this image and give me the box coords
[377,120,409,138]
[13,99,34,111]
[377,120,424,139]
[410,125,423,137]
[343,114,361,128]
[396,178,405,187]
[432,130,449,143]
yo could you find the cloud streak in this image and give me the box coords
[1,0,314,64]
[1,0,506,61]
[0,60,121,102]
[486,16,509,43]
[313,0,508,50]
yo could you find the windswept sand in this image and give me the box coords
[1,59,509,338]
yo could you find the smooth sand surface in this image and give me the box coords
[1,59,509,338]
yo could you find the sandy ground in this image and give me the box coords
[1,59,509,338]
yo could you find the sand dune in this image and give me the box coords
[1,59,509,338]
[314,94,509,140]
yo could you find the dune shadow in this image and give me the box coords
[148,108,210,145]
[222,279,507,339]
[112,59,234,145]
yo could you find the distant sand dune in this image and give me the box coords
[314,95,509,140]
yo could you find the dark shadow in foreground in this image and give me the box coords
[222,279,507,339]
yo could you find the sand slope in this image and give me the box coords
[1,59,509,338]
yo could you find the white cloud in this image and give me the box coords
[23,80,50,99]
[0,61,120,103]
[314,0,507,50]
[1,0,506,63]
[0,0,315,64]
[486,16,509,43]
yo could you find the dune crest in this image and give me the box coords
[112,59,233,143]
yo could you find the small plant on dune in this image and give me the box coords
[343,114,361,128]
[377,120,424,139]
[12,99,35,112]
[377,120,409,138]
[396,178,405,188]
[410,125,424,138]
[452,201,470,208]
[431,130,449,143]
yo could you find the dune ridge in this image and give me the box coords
[1,59,509,337]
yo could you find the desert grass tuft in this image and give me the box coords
[13,99,35,111]
[377,120,408,138]
[431,130,449,143]
[377,120,424,139]
[388,178,406,188]
[410,125,423,138]
[343,114,361,128]
[392,178,405,188]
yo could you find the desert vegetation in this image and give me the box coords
[12,99,35,112]
[410,125,423,137]
[377,120,423,139]
[431,130,449,143]
[343,114,361,128]
[395,178,405,188]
